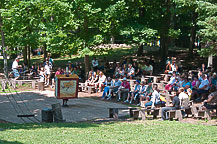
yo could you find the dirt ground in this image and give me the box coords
[0,85,216,126]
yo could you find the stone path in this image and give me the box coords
[0,91,130,123]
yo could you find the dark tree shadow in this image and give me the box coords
[0,140,23,144]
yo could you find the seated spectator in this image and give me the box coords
[55,67,62,76]
[145,84,161,108]
[124,80,141,104]
[85,71,94,88]
[12,58,21,79]
[39,67,45,82]
[166,57,172,65]
[89,72,99,86]
[139,80,153,105]
[135,81,146,104]
[95,71,106,92]
[165,72,177,90]
[133,62,141,77]
[145,62,153,76]
[176,58,182,72]
[107,76,122,100]
[171,77,179,92]
[182,76,192,91]
[198,70,203,82]
[192,74,209,101]
[202,86,217,110]
[169,61,178,74]
[192,76,200,90]
[160,91,180,120]
[101,77,113,99]
[113,63,121,78]
[117,77,130,102]
[127,64,135,79]
[201,63,207,73]
[30,65,38,77]
[119,64,126,78]
[71,67,81,75]
[178,87,189,105]
[211,72,217,88]
[92,57,99,71]
[164,60,171,74]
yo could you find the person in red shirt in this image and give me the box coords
[117,77,130,102]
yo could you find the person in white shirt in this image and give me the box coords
[92,57,99,71]
[169,61,178,74]
[178,87,189,105]
[145,84,161,108]
[12,58,21,78]
[44,61,51,86]
[165,72,176,90]
[95,71,106,92]
[127,64,135,79]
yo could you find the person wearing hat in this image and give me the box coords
[135,81,147,105]
[107,76,122,100]
[92,57,99,71]
[117,77,130,102]
[124,80,141,104]
[138,79,153,106]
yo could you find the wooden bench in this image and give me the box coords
[168,110,183,121]
[139,107,161,120]
[14,80,37,89]
[108,107,138,119]
[191,105,217,120]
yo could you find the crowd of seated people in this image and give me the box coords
[81,57,217,121]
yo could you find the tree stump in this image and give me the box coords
[51,103,65,122]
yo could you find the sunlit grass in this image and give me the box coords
[0,121,216,144]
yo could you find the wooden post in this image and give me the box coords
[140,109,146,120]
[1,80,6,91]
[12,80,16,89]
[32,80,36,89]
[109,108,118,119]
[84,55,90,78]
[51,103,64,122]
[133,110,139,120]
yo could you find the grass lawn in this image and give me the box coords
[0,121,216,144]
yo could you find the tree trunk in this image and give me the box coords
[160,34,168,66]
[189,12,197,58]
[43,44,47,60]
[84,55,90,78]
[160,0,170,68]
[27,46,31,68]
[0,13,8,78]
[23,46,28,65]
[208,54,213,68]
[137,44,143,56]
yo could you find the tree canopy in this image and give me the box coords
[0,0,216,63]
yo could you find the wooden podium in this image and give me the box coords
[55,74,79,99]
